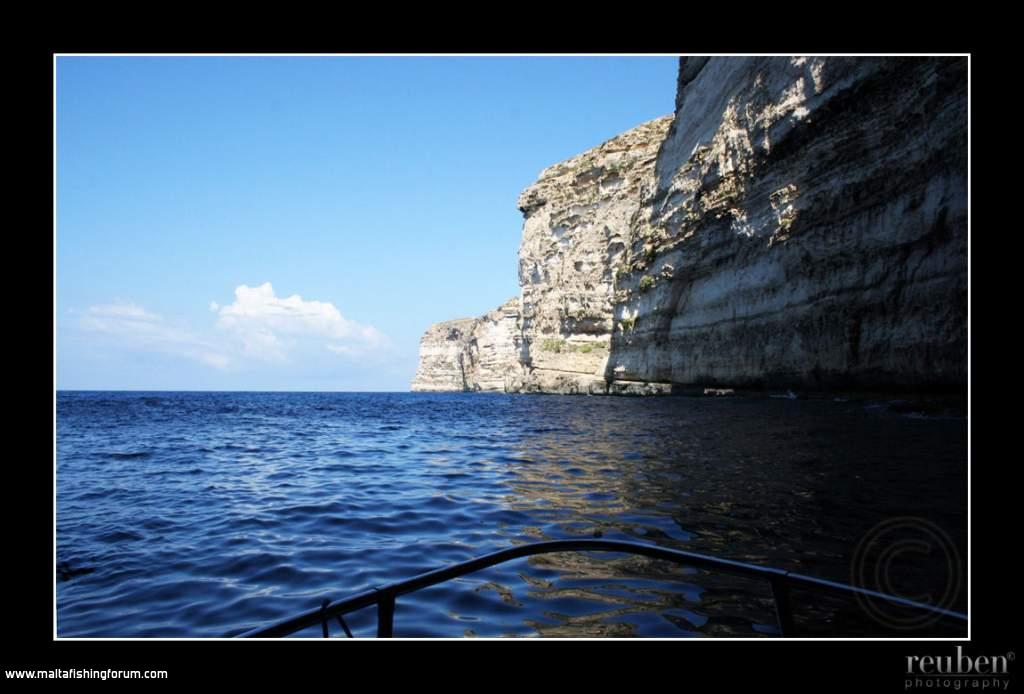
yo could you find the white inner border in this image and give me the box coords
[53,52,971,643]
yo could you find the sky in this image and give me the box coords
[56,55,679,391]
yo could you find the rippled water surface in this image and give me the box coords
[56,392,966,637]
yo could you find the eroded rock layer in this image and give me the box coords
[515,116,673,394]
[411,298,522,392]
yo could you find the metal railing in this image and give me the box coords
[235,539,966,638]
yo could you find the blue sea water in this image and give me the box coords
[56,391,967,638]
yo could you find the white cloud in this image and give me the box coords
[79,302,232,370]
[75,284,387,374]
[214,282,387,361]
[326,344,358,356]
[86,303,161,321]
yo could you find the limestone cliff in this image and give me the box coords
[411,298,522,392]
[411,116,671,394]
[515,116,673,394]
[412,57,967,394]
[613,56,967,390]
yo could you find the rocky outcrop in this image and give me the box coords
[412,57,967,394]
[412,117,672,394]
[410,318,477,392]
[515,116,673,394]
[411,298,522,392]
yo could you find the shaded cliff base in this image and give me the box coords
[509,373,968,396]
[509,359,967,399]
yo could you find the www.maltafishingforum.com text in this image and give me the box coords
[4,669,168,680]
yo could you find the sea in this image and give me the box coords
[55,391,967,638]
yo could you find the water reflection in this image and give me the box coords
[493,395,965,637]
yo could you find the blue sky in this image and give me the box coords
[56,56,679,391]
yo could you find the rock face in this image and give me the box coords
[612,57,967,390]
[516,116,673,394]
[411,298,522,392]
[412,57,967,394]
